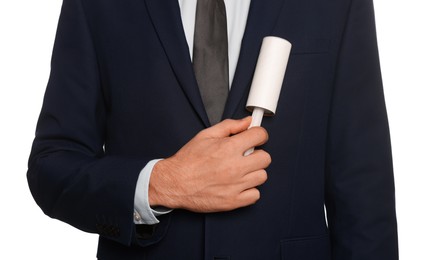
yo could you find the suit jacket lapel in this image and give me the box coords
[145,0,210,126]
[223,0,286,119]
[145,0,286,125]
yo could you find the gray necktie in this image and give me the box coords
[193,0,229,125]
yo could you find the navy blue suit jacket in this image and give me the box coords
[28,0,398,259]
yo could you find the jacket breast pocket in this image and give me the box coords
[280,234,331,260]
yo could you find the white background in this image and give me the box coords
[0,0,419,259]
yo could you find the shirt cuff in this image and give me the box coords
[133,159,173,225]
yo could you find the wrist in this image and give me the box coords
[149,158,180,209]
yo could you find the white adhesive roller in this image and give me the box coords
[244,36,292,156]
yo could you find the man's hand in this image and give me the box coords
[148,117,271,213]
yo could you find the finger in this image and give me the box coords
[236,188,261,208]
[239,169,268,190]
[238,149,272,173]
[230,126,269,152]
[249,149,272,168]
[202,117,252,138]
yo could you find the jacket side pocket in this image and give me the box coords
[280,234,331,260]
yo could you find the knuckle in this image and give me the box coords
[219,158,236,175]
[224,137,236,148]
[227,139,244,154]
[226,164,237,175]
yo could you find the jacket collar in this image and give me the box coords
[145,0,286,126]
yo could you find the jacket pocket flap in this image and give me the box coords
[280,234,331,260]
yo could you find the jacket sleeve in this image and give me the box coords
[27,0,169,247]
[325,0,399,259]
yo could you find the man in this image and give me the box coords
[27,0,399,259]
